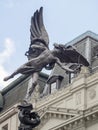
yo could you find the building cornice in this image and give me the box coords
[39,107,81,118]
[0,103,98,130]
[34,70,98,111]
[0,104,18,123]
[67,31,98,46]
[48,105,98,130]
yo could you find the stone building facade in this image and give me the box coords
[0,31,98,130]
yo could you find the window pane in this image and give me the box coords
[51,82,57,93]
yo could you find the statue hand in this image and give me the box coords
[62,66,75,73]
[3,76,13,81]
[3,77,9,81]
[69,64,82,73]
[31,112,40,119]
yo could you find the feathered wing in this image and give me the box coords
[30,7,49,47]
[53,45,89,67]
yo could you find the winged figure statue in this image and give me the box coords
[4,7,89,100]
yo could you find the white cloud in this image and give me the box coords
[0,38,15,64]
[0,38,15,90]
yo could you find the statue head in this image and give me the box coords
[18,103,33,112]
[30,38,48,48]
[25,38,49,60]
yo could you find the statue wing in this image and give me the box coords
[30,7,49,48]
[53,44,89,66]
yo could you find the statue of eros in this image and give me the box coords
[4,7,89,100]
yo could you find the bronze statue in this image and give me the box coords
[4,7,89,100]
[18,102,40,130]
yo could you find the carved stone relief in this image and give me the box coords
[76,92,81,105]
[89,88,96,100]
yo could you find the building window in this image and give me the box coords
[69,73,75,83]
[47,75,63,94]
[51,82,57,93]
[2,124,8,130]
[93,45,98,58]
[68,63,81,83]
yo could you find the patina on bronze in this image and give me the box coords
[3,7,89,130]
[18,102,40,130]
[4,7,89,101]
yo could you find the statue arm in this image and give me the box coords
[4,50,48,81]
[55,58,75,73]
[3,62,34,81]
[31,44,47,50]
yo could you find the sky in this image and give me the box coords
[0,0,98,90]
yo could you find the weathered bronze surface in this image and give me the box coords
[4,7,89,100]
[18,102,40,130]
[3,7,89,129]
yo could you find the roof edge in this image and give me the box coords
[1,75,29,95]
[66,31,98,46]
[1,72,49,95]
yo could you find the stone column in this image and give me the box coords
[85,37,91,65]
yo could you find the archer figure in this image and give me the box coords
[4,7,89,100]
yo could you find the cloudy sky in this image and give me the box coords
[0,0,98,90]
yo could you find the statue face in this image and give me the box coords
[27,42,46,60]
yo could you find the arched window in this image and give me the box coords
[47,75,64,94]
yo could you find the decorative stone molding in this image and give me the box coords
[36,106,78,130]
[75,92,81,105]
[45,105,98,130]
[0,104,18,123]
[38,107,81,119]
[32,70,98,114]
[1,66,98,130]
[88,88,96,100]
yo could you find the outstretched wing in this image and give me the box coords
[53,44,89,67]
[30,7,49,48]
